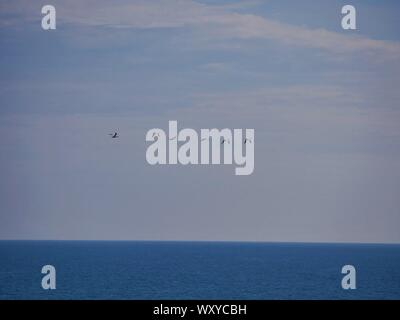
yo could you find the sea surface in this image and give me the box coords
[0,241,399,300]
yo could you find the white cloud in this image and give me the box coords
[2,0,400,58]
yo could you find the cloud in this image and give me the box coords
[2,0,400,58]
[168,83,400,141]
[205,13,400,57]
[199,62,232,73]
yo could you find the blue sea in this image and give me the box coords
[0,241,399,300]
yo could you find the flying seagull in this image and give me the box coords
[109,132,119,138]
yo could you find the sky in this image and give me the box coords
[0,0,399,243]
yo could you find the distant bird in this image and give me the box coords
[244,138,252,144]
[109,132,119,138]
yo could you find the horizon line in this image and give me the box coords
[0,239,399,245]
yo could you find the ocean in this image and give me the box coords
[0,241,399,300]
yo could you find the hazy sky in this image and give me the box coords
[0,0,399,242]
